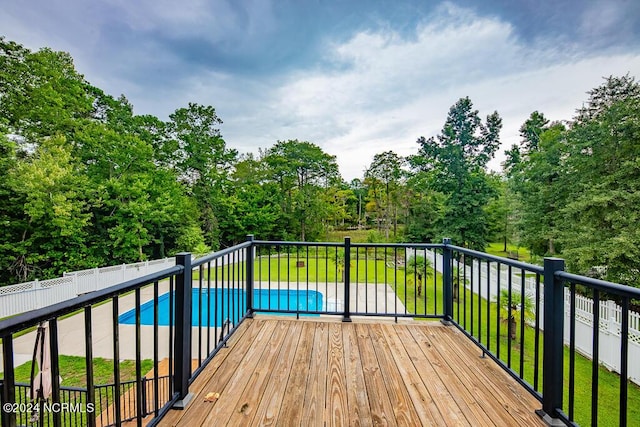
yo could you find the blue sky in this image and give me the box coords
[2,0,640,180]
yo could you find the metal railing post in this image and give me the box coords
[342,237,352,322]
[442,238,453,323]
[173,253,193,409]
[246,235,255,318]
[538,257,565,424]
[1,336,16,427]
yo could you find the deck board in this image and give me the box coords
[158,317,545,427]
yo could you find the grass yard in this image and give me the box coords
[13,355,152,387]
[485,241,533,263]
[11,355,154,424]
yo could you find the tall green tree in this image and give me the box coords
[411,97,502,250]
[167,103,237,248]
[364,151,404,239]
[8,136,94,280]
[0,38,93,140]
[504,112,566,256]
[560,76,640,285]
[263,140,340,240]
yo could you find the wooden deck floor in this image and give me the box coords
[159,317,544,426]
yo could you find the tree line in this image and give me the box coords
[1,37,638,289]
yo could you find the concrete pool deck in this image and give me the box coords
[4,280,409,371]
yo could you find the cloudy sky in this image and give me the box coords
[2,0,640,180]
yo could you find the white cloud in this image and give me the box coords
[3,1,638,182]
[256,5,640,180]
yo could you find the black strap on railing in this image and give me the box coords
[219,318,232,346]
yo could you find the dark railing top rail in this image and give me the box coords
[253,239,444,250]
[253,239,345,248]
[447,244,545,274]
[0,265,184,336]
[192,241,252,267]
[557,270,640,299]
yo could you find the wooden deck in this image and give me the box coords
[159,317,544,426]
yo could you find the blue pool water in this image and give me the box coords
[118,289,323,326]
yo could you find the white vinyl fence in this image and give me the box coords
[0,258,175,318]
[424,249,640,386]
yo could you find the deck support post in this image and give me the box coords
[342,237,352,322]
[441,238,453,325]
[174,252,194,409]
[246,234,255,318]
[537,257,565,425]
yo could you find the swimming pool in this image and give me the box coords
[118,288,323,326]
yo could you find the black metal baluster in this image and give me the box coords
[355,247,359,313]
[206,263,211,356]
[365,245,368,314]
[507,265,512,369]
[394,247,398,321]
[48,319,62,427]
[496,263,501,360]
[135,288,143,427]
[434,248,438,317]
[486,260,491,350]
[470,257,475,338]
[478,259,482,343]
[1,335,16,427]
[384,248,388,315]
[519,270,525,378]
[374,246,378,315]
[111,298,121,425]
[198,265,203,366]
[168,277,174,400]
[620,297,629,427]
[463,255,467,329]
[84,307,96,427]
[403,247,408,316]
[534,273,541,392]
[569,282,576,421]
[592,288,600,426]
[214,259,219,342]
[153,281,159,417]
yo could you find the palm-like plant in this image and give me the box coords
[495,289,535,340]
[405,255,433,296]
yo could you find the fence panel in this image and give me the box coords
[0,258,174,318]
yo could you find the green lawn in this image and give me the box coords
[485,242,533,263]
[13,355,152,387]
[11,355,153,425]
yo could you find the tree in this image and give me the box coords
[496,289,535,341]
[8,136,94,280]
[364,151,404,239]
[411,97,502,250]
[504,111,566,256]
[559,76,640,286]
[405,255,433,296]
[0,39,93,140]
[167,103,237,248]
[263,140,340,240]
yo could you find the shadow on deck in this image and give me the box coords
[159,317,543,426]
